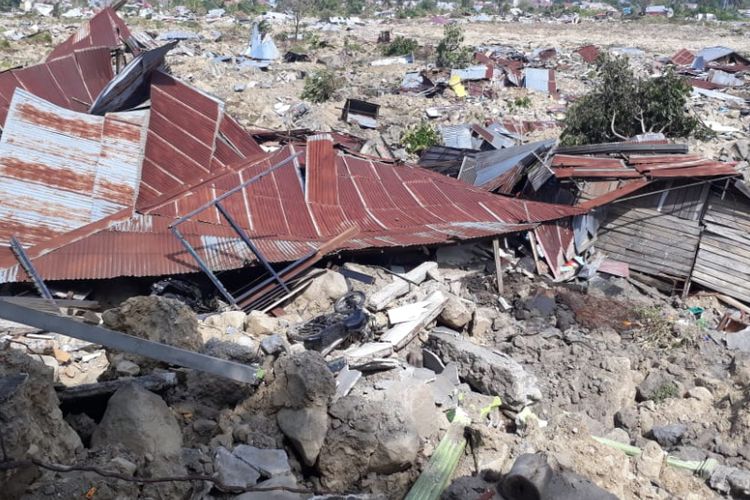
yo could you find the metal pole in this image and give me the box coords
[170,152,302,228]
[170,226,237,307]
[215,201,290,293]
[9,236,54,301]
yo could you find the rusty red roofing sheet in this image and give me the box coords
[688,78,724,90]
[305,134,338,205]
[0,47,113,129]
[553,168,642,179]
[576,45,600,64]
[1,136,582,283]
[649,164,738,178]
[47,7,131,61]
[552,155,626,168]
[136,71,264,210]
[671,48,695,66]
[535,220,575,279]
[0,90,147,248]
[627,155,703,164]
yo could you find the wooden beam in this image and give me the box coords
[493,238,504,295]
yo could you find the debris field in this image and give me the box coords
[1,4,750,500]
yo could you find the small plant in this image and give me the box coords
[401,123,439,155]
[634,306,678,348]
[436,24,473,69]
[508,95,532,113]
[301,70,338,103]
[0,38,10,50]
[382,36,418,56]
[344,37,363,54]
[652,382,679,403]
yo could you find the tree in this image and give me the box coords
[561,54,705,145]
[278,0,310,41]
[436,24,473,69]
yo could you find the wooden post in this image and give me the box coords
[528,230,542,275]
[493,238,504,295]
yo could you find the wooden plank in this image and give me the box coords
[703,224,750,248]
[598,230,698,257]
[493,238,504,295]
[605,210,702,236]
[691,270,750,300]
[700,236,750,262]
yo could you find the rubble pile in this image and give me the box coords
[0,4,749,500]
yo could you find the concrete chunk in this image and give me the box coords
[427,330,541,409]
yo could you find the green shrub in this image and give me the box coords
[436,24,473,69]
[561,53,708,145]
[401,123,439,155]
[301,70,338,103]
[652,383,679,403]
[383,36,418,56]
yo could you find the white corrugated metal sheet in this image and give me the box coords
[0,89,148,248]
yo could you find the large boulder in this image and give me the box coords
[427,329,542,409]
[318,395,420,492]
[102,296,202,369]
[91,384,183,458]
[438,294,473,330]
[0,349,83,498]
[294,270,348,313]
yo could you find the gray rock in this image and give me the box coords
[614,407,638,431]
[471,307,494,337]
[277,406,328,466]
[426,330,542,409]
[727,328,750,352]
[270,351,335,410]
[422,348,445,373]
[261,334,286,355]
[650,424,687,448]
[215,446,260,489]
[115,360,140,376]
[710,464,750,496]
[91,384,182,457]
[438,295,473,330]
[233,445,291,477]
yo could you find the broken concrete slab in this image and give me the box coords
[368,262,438,311]
[215,446,261,489]
[427,329,542,409]
[381,291,447,350]
[333,366,362,402]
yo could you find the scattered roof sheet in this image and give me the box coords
[524,68,557,96]
[459,140,554,192]
[576,44,600,64]
[47,7,130,61]
[89,41,177,115]
[0,89,147,248]
[671,48,695,66]
[0,47,114,129]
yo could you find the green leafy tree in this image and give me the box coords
[561,54,705,145]
[436,24,473,68]
[382,36,418,56]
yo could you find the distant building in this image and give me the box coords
[644,5,674,17]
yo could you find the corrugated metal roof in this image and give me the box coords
[246,23,280,60]
[47,7,131,61]
[694,46,736,63]
[440,125,474,150]
[0,47,114,129]
[0,138,581,283]
[459,140,554,192]
[450,65,492,81]
[136,71,264,210]
[0,89,147,248]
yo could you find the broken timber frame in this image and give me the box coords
[0,299,260,384]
